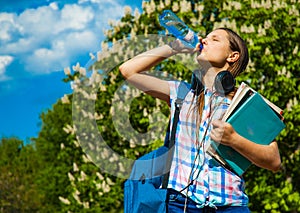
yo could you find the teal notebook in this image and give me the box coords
[210,92,285,176]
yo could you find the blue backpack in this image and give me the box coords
[124,82,190,213]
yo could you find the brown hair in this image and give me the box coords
[218,27,249,77]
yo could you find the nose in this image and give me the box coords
[201,38,208,45]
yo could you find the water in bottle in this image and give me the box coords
[159,10,202,50]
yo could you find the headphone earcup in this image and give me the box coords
[214,71,235,95]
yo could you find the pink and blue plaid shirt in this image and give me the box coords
[167,81,249,208]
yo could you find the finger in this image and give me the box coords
[212,119,223,128]
[210,130,221,142]
[195,43,202,51]
[198,36,204,45]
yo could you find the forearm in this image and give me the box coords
[211,120,282,172]
[118,44,177,102]
[231,133,281,172]
[119,44,176,78]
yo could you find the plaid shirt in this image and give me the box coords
[167,81,249,208]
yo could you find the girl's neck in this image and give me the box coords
[203,68,218,90]
[202,66,230,89]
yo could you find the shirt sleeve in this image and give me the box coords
[167,80,191,106]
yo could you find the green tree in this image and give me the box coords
[0,138,43,212]
[32,89,127,212]
[32,100,76,212]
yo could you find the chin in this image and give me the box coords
[196,55,208,64]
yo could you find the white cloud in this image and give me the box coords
[17,5,60,37]
[25,30,98,73]
[49,2,59,10]
[78,0,121,4]
[3,38,35,55]
[0,0,129,78]
[0,55,13,81]
[56,4,94,33]
[0,13,19,41]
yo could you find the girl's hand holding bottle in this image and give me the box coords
[168,38,202,54]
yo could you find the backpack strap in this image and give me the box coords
[162,82,190,188]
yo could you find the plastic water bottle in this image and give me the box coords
[159,10,202,50]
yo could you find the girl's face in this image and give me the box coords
[197,29,233,69]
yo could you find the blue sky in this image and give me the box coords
[0,0,142,142]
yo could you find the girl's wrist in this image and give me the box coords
[167,42,179,55]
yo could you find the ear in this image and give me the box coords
[227,51,240,63]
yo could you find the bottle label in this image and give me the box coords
[184,29,194,42]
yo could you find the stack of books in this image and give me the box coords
[207,82,285,176]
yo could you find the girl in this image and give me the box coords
[119,28,281,212]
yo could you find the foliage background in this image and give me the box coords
[0,0,299,212]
